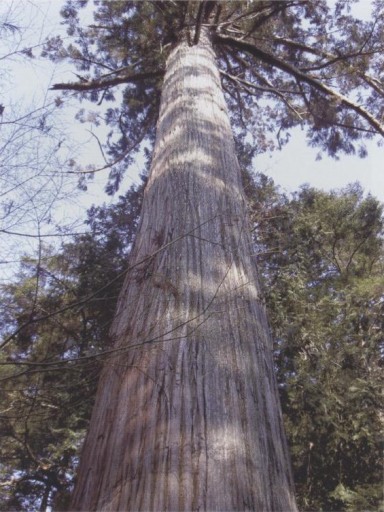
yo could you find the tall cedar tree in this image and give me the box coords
[1,176,383,511]
[47,1,384,510]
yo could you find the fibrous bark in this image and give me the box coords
[71,28,297,512]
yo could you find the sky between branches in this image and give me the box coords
[2,0,383,224]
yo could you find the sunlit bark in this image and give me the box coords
[71,29,297,512]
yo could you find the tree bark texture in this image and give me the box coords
[71,29,297,512]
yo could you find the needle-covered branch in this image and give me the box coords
[272,37,384,97]
[214,33,384,137]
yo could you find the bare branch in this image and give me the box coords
[51,69,164,92]
[0,215,220,351]
[220,70,304,120]
[272,36,384,97]
[214,33,384,136]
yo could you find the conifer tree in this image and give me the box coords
[251,180,384,511]
[0,183,144,510]
[2,176,383,510]
[45,1,383,510]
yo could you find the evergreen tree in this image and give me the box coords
[1,174,383,510]
[252,180,384,511]
[0,183,144,511]
[43,1,383,509]
[47,0,384,191]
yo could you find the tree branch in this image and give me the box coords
[272,36,384,97]
[193,1,206,45]
[51,69,164,92]
[220,70,304,120]
[0,215,220,352]
[214,33,384,137]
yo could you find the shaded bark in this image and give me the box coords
[71,28,297,511]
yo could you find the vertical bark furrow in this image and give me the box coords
[71,27,297,512]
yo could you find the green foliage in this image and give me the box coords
[0,182,144,510]
[46,0,384,193]
[250,179,384,511]
[3,0,383,508]
[1,171,383,510]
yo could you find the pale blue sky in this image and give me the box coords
[1,0,382,283]
[3,0,384,213]
[257,130,383,201]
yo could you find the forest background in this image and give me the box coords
[0,0,383,511]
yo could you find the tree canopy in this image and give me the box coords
[48,0,384,192]
[249,178,384,511]
[1,174,382,510]
[0,180,145,510]
[1,0,383,509]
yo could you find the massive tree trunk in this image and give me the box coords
[71,29,297,512]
